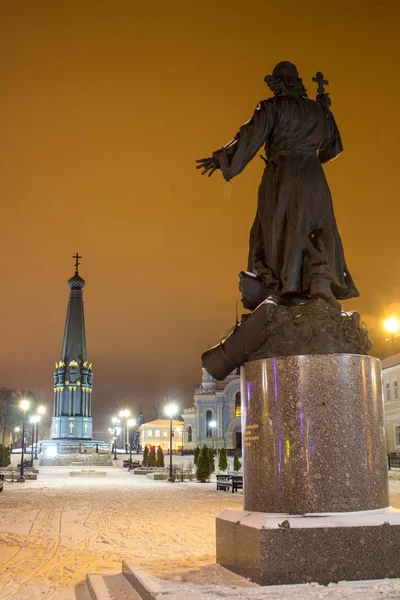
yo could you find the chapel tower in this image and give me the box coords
[51,254,93,439]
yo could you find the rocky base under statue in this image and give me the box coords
[202,296,371,381]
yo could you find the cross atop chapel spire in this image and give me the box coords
[73,253,82,273]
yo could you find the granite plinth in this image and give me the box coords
[216,509,400,585]
[242,354,389,514]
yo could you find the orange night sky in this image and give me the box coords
[1,1,399,434]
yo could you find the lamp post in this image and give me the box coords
[35,406,46,459]
[29,416,40,467]
[209,420,217,454]
[18,399,30,482]
[165,403,178,482]
[127,418,137,469]
[119,409,131,453]
[111,417,120,460]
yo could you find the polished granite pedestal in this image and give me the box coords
[216,354,400,584]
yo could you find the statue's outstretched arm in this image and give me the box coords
[196,100,273,182]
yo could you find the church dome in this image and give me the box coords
[68,271,86,290]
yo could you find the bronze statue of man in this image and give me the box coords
[196,61,358,311]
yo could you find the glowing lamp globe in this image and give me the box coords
[384,318,399,334]
[20,399,30,411]
[127,419,137,427]
[165,403,178,418]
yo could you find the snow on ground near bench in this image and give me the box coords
[0,465,399,599]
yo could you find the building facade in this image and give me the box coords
[51,257,93,440]
[382,352,400,453]
[182,368,241,452]
[139,419,184,452]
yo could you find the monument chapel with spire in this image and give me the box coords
[51,254,93,440]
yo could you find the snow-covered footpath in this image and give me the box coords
[0,463,399,600]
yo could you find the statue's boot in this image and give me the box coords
[310,278,341,311]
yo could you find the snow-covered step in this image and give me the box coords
[86,573,142,600]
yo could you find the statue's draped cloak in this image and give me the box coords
[213,96,359,300]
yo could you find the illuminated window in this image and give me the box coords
[386,382,391,403]
[394,380,399,401]
[235,392,242,417]
[396,426,400,446]
[187,425,192,443]
[147,429,152,437]
[155,430,160,438]
[162,430,168,438]
[206,410,212,438]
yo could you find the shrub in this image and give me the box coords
[0,444,10,467]
[196,444,211,482]
[148,445,157,467]
[208,447,215,474]
[142,445,149,467]
[194,446,200,466]
[233,454,242,472]
[156,446,165,467]
[218,447,228,472]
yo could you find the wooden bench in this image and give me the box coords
[216,474,243,493]
[123,460,140,468]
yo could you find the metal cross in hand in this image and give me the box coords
[195,156,219,177]
[312,72,329,95]
[73,253,82,271]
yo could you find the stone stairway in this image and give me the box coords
[86,573,142,599]
[84,562,158,600]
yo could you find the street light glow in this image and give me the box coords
[111,417,120,424]
[30,415,40,424]
[119,409,131,418]
[20,399,30,411]
[164,403,178,418]
[384,317,399,334]
[209,420,217,428]
[37,406,46,415]
[127,418,137,427]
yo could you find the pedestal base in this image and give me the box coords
[216,509,400,585]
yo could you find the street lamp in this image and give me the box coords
[18,399,30,482]
[209,420,217,454]
[384,318,400,343]
[127,418,137,469]
[35,406,46,458]
[29,415,40,466]
[111,417,120,460]
[165,403,178,482]
[119,409,131,453]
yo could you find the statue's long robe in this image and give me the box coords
[213,96,359,300]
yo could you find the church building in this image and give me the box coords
[182,368,241,452]
[51,255,93,440]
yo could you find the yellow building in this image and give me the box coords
[382,353,400,453]
[139,419,184,453]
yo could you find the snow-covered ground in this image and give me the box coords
[0,461,399,600]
